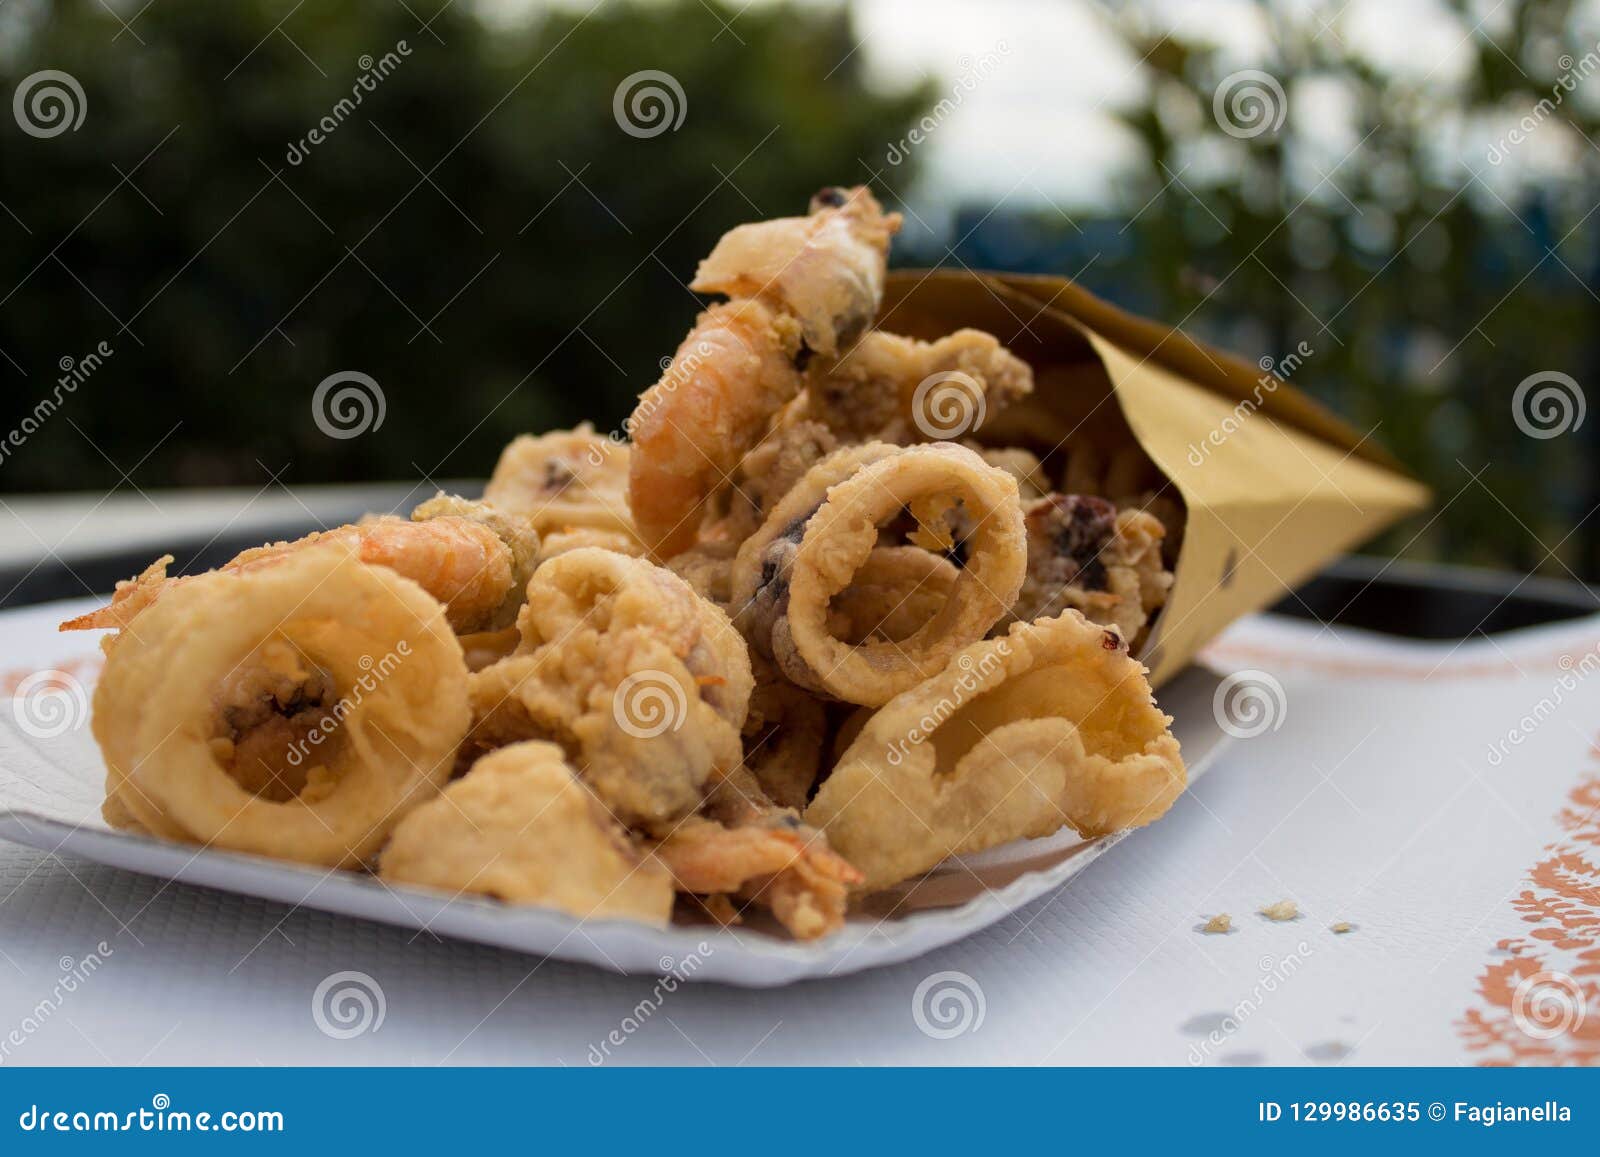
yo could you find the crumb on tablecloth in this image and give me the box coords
[1260,899,1299,921]
[1201,913,1233,934]
[1330,921,1354,934]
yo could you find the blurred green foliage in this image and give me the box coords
[1079,0,1600,580]
[0,0,927,490]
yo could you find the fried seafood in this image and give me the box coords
[1005,496,1173,645]
[63,505,530,636]
[379,741,675,925]
[628,299,806,558]
[93,545,470,867]
[468,548,753,826]
[535,525,645,565]
[802,329,1034,445]
[650,769,862,940]
[690,185,901,358]
[805,610,1185,890]
[74,181,1201,946]
[741,654,829,810]
[482,423,635,537]
[826,546,959,645]
[733,442,1026,706]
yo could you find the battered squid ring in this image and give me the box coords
[93,545,470,868]
[804,610,1186,890]
[737,442,1025,707]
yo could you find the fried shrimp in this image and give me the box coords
[379,741,675,925]
[93,544,470,868]
[649,768,862,940]
[1005,496,1173,646]
[733,443,1027,706]
[690,185,901,358]
[627,299,806,558]
[63,507,529,636]
[482,423,636,537]
[802,328,1034,444]
[468,548,753,826]
[806,610,1186,890]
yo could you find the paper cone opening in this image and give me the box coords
[881,270,1431,686]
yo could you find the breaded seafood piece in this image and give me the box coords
[380,741,674,925]
[691,185,901,358]
[63,508,527,637]
[93,544,470,868]
[806,610,1186,890]
[468,548,753,826]
[733,442,1025,706]
[650,767,862,940]
[628,299,806,558]
[803,328,1034,444]
[483,423,635,537]
[1005,496,1173,647]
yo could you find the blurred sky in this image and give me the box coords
[485,0,1598,239]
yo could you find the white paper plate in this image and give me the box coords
[0,662,1227,987]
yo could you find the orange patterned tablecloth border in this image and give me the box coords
[1456,750,1600,1066]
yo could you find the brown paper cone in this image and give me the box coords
[879,270,1431,687]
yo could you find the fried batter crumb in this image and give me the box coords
[1201,913,1233,934]
[1330,920,1354,934]
[1260,899,1299,922]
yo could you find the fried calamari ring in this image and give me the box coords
[93,545,470,868]
[826,546,959,645]
[483,423,635,536]
[469,548,753,825]
[805,611,1185,890]
[735,443,1026,707]
[379,741,675,925]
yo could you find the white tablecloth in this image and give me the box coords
[3,590,1597,1065]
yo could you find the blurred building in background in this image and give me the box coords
[2,0,1597,581]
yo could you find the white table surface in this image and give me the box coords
[0,490,1595,1066]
